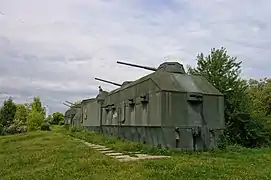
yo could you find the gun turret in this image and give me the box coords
[94,77,122,86]
[117,61,157,71]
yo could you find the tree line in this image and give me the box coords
[0,96,65,135]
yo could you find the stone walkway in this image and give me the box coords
[74,138,170,162]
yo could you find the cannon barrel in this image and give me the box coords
[65,101,76,106]
[63,103,71,107]
[94,77,122,86]
[117,61,157,71]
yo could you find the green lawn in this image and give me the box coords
[1,127,271,180]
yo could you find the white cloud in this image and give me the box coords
[0,0,270,112]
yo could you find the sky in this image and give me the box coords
[0,0,270,113]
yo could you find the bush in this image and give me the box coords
[5,124,28,134]
[27,111,44,131]
[69,126,80,132]
[217,133,228,150]
[225,113,271,147]
[51,112,65,125]
[58,120,65,125]
[44,115,52,124]
[17,125,27,133]
[41,122,51,131]
[5,124,18,134]
[0,123,4,135]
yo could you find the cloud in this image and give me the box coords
[0,0,270,113]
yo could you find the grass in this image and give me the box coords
[62,126,173,156]
[1,126,271,179]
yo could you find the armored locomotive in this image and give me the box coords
[65,61,225,150]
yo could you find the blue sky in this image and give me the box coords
[0,0,270,113]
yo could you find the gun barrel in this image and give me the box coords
[63,103,71,107]
[117,61,157,71]
[65,101,75,106]
[94,77,122,86]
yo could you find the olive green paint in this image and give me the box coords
[64,61,225,150]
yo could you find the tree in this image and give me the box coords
[188,47,249,115]
[26,97,46,131]
[188,47,269,147]
[0,97,17,127]
[14,104,28,126]
[247,78,271,117]
[30,97,45,118]
[27,110,44,131]
[31,97,43,112]
[51,112,65,125]
[24,102,31,113]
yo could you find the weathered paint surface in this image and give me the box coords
[81,98,101,127]
[64,104,81,128]
[65,62,225,151]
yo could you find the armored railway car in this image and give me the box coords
[63,101,82,128]
[65,61,225,151]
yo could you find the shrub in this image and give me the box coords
[51,112,65,125]
[58,120,65,126]
[41,122,51,131]
[69,126,80,132]
[27,111,44,131]
[17,125,27,133]
[4,124,27,134]
[44,115,52,124]
[217,133,228,150]
[5,124,18,134]
[225,113,271,147]
[0,123,4,135]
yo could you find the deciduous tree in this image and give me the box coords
[51,112,65,125]
[188,47,269,147]
[14,104,28,126]
[0,97,17,127]
[247,78,271,117]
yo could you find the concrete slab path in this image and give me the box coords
[73,138,170,162]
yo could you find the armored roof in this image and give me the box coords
[108,71,222,96]
[81,98,96,103]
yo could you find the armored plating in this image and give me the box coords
[64,61,225,151]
